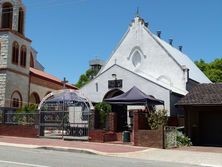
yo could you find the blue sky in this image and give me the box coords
[23,0,222,84]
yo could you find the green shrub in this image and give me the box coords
[16,104,38,113]
[16,104,38,125]
[176,131,192,146]
[95,102,111,129]
[147,109,168,130]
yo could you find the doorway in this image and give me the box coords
[103,89,127,132]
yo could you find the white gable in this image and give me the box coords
[152,35,211,83]
[99,16,211,95]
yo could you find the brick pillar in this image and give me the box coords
[133,110,139,145]
[108,112,117,132]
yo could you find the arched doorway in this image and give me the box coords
[103,89,127,132]
[30,92,40,105]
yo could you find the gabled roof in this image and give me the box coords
[30,67,77,89]
[99,16,211,85]
[151,34,211,83]
[176,83,222,106]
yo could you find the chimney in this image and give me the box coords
[157,31,161,38]
[169,38,173,46]
[179,46,183,52]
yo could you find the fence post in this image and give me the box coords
[39,111,44,136]
[88,110,95,131]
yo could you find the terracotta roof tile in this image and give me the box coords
[29,67,77,89]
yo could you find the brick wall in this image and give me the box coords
[89,129,105,142]
[89,130,118,142]
[133,110,164,148]
[108,112,117,132]
[0,124,38,138]
[134,128,164,148]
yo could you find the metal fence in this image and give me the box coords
[3,112,39,125]
[39,110,90,138]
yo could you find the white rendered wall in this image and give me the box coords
[100,17,187,95]
[81,65,171,113]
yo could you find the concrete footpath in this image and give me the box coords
[0,136,222,167]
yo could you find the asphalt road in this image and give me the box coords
[0,146,200,167]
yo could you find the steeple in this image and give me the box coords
[0,0,25,35]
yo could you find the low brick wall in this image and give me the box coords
[116,132,122,141]
[89,130,104,142]
[89,130,118,142]
[134,128,164,148]
[0,124,38,138]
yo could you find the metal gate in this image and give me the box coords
[39,108,89,140]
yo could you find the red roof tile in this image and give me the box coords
[29,67,77,89]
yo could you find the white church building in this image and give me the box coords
[81,16,211,116]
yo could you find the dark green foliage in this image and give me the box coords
[195,58,222,83]
[15,104,38,125]
[16,104,38,113]
[147,109,168,130]
[95,102,111,129]
[75,74,90,88]
[75,68,100,88]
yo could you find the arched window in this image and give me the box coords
[12,41,19,64]
[11,91,22,108]
[30,92,40,105]
[132,50,142,67]
[18,7,24,34]
[30,52,34,68]
[20,45,26,67]
[2,3,13,29]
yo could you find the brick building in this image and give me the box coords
[0,0,76,110]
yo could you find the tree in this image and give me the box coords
[75,74,90,88]
[95,102,111,129]
[195,58,222,83]
[75,68,100,88]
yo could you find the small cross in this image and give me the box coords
[136,7,140,17]
[62,77,68,89]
